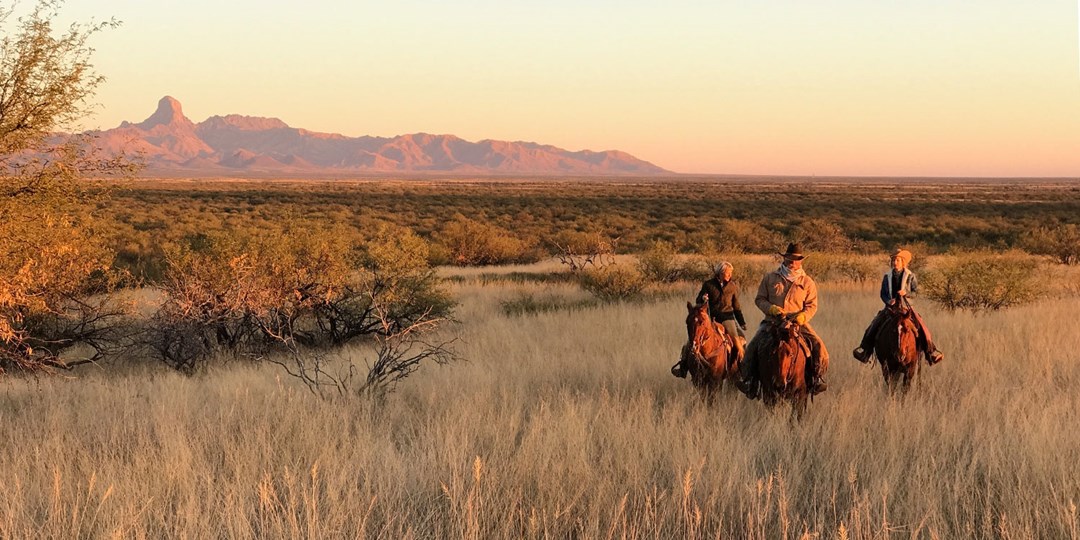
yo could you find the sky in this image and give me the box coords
[43,0,1080,176]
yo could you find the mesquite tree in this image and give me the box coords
[0,1,134,371]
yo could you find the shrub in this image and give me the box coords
[791,219,854,252]
[437,214,538,266]
[715,220,781,254]
[804,253,878,283]
[549,231,618,273]
[683,254,775,287]
[1022,223,1080,265]
[637,241,685,283]
[151,223,454,371]
[920,252,1045,312]
[578,265,647,302]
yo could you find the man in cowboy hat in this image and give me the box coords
[852,249,944,364]
[737,243,830,397]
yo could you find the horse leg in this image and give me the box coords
[791,394,808,422]
[884,368,901,397]
[879,360,894,395]
[902,361,919,395]
[760,388,776,407]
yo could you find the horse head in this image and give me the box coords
[886,300,919,337]
[686,295,710,344]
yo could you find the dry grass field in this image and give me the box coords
[2,260,1079,539]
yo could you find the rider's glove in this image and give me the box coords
[794,312,807,325]
[767,305,784,317]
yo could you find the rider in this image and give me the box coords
[672,262,747,378]
[737,243,830,397]
[696,261,747,361]
[852,249,944,365]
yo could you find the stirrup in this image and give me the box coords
[671,363,687,378]
[810,378,828,394]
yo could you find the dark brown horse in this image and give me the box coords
[753,318,809,418]
[681,296,735,400]
[873,301,921,394]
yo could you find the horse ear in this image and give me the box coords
[687,301,694,311]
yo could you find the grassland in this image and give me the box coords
[100,179,1080,281]
[2,259,1078,538]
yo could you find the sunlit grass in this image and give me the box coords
[2,272,1079,538]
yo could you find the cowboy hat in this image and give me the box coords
[779,242,806,261]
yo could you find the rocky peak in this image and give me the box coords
[138,96,193,129]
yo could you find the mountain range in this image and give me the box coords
[87,97,669,176]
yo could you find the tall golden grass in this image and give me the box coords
[1,264,1079,538]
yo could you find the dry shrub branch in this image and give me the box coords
[151,223,457,392]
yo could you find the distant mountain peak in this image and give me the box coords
[89,97,671,176]
[138,96,192,129]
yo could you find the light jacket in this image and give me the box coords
[880,269,917,305]
[755,269,818,323]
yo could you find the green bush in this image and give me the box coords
[1022,223,1080,265]
[437,214,539,266]
[920,252,1045,312]
[715,220,781,254]
[792,219,854,252]
[578,265,647,302]
[804,253,878,283]
[152,223,454,371]
[636,241,685,283]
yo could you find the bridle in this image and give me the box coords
[688,307,725,367]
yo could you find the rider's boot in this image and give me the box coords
[852,346,871,363]
[809,351,828,395]
[735,350,759,399]
[926,349,944,365]
[671,361,687,378]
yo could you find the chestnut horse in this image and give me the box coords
[681,297,735,400]
[753,318,809,418]
[873,301,921,394]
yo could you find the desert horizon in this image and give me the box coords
[5,1,1080,538]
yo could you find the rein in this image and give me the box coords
[689,310,727,368]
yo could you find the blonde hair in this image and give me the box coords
[713,261,733,276]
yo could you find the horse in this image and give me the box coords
[753,317,810,418]
[872,300,921,395]
[680,296,736,400]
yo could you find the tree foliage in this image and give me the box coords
[1,1,132,372]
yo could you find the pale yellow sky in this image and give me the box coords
[59,0,1080,176]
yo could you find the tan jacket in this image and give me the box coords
[754,269,819,322]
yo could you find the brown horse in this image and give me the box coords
[873,301,921,394]
[753,318,809,418]
[680,297,735,400]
